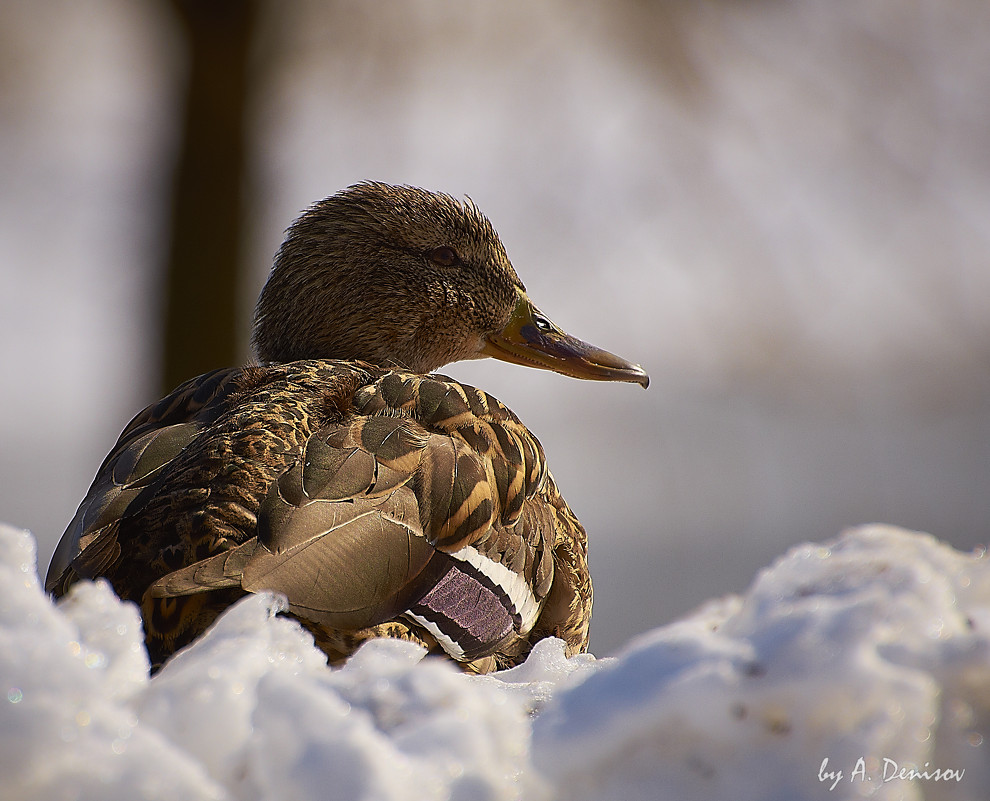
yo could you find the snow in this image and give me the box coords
[2,522,987,801]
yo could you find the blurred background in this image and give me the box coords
[2,0,989,656]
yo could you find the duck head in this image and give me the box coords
[253,182,649,387]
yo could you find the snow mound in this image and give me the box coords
[534,526,990,801]
[1,522,987,800]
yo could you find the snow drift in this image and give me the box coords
[1,521,987,801]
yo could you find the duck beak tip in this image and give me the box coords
[482,288,651,388]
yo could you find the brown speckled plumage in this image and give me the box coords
[47,183,646,672]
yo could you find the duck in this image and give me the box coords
[46,182,649,673]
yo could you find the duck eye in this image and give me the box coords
[427,246,458,267]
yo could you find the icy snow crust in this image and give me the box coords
[2,523,987,801]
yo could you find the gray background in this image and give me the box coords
[2,0,988,656]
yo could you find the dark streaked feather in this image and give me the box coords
[48,183,610,673]
[53,361,589,671]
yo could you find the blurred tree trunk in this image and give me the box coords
[161,0,257,393]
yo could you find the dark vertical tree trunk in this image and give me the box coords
[162,0,257,393]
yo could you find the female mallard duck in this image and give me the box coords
[46,183,649,672]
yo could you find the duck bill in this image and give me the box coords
[481,290,650,388]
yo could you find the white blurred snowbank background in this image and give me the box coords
[3,520,988,800]
[3,1,989,659]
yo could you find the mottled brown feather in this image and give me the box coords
[48,184,606,673]
[49,361,590,671]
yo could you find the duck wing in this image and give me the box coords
[45,368,249,595]
[149,371,571,663]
